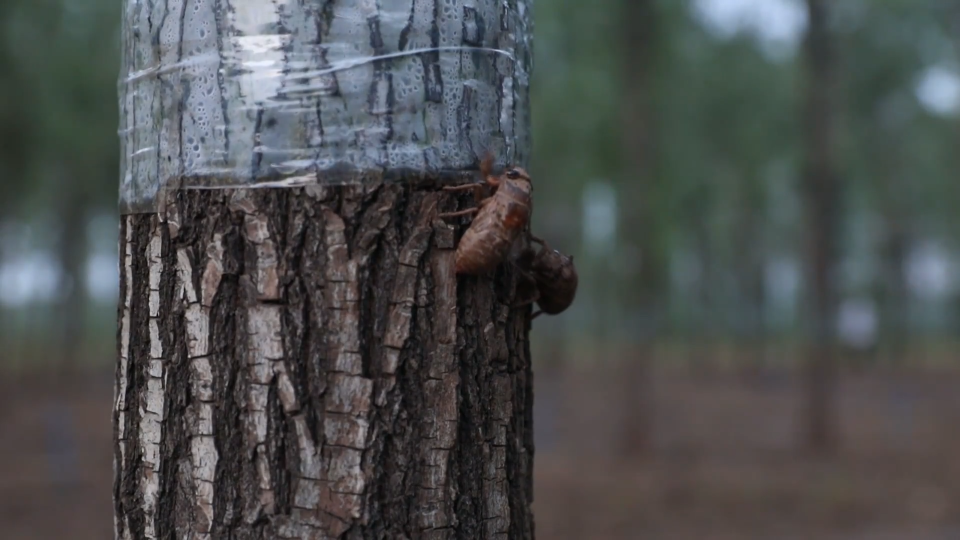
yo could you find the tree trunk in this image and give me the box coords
[872,107,908,368]
[738,206,768,381]
[55,176,89,378]
[689,212,716,377]
[618,0,661,460]
[800,0,840,455]
[115,0,534,538]
[114,185,534,540]
[879,219,908,366]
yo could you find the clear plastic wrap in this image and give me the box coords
[118,0,533,214]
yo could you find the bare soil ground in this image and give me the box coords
[2,365,960,539]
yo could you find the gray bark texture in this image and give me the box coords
[114,0,535,538]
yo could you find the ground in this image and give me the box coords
[2,364,960,539]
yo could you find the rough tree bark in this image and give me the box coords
[800,0,841,454]
[114,1,534,539]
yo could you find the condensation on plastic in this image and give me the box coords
[118,0,533,214]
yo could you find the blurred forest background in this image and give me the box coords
[4,0,960,538]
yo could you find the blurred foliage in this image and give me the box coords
[2,0,960,367]
[528,0,960,353]
[0,0,119,218]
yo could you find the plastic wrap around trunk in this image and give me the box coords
[118,0,533,214]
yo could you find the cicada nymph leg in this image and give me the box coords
[437,193,493,219]
[441,183,484,192]
[437,207,480,219]
[515,272,546,318]
[512,290,540,309]
[510,253,541,309]
[528,234,549,250]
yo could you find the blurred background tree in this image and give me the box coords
[0,0,119,372]
[5,0,960,538]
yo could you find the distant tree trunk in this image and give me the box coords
[690,210,716,377]
[54,176,89,379]
[619,0,661,459]
[0,218,8,362]
[46,175,89,490]
[113,1,534,538]
[800,0,841,454]
[879,218,908,365]
[871,107,908,367]
[737,197,768,380]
